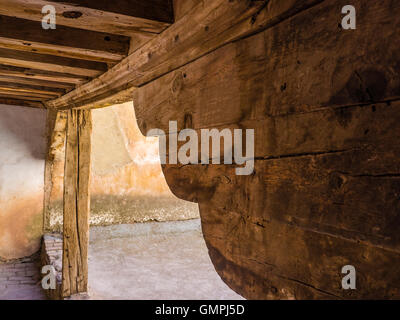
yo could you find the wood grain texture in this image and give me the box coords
[0,64,90,85]
[0,88,58,99]
[47,0,282,109]
[0,75,74,90]
[0,0,172,35]
[0,97,44,108]
[48,0,174,24]
[0,15,130,62]
[0,48,107,77]
[62,109,91,297]
[0,81,65,96]
[133,0,400,299]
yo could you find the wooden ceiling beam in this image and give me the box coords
[0,64,90,85]
[46,0,268,109]
[0,97,45,108]
[0,15,130,63]
[49,0,174,23]
[0,48,107,77]
[0,0,173,36]
[0,81,66,95]
[0,91,54,101]
[0,87,60,99]
[0,75,75,90]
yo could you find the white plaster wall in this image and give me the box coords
[0,105,46,260]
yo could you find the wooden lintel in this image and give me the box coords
[62,109,92,297]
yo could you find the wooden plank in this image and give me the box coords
[130,0,400,299]
[133,0,400,135]
[0,88,58,99]
[49,0,174,23]
[0,97,44,108]
[0,48,107,77]
[0,0,172,35]
[0,75,74,90]
[62,109,92,297]
[202,205,400,300]
[48,0,289,109]
[173,0,198,21]
[0,64,90,84]
[0,92,50,101]
[43,110,67,233]
[160,133,400,299]
[0,81,65,95]
[0,15,130,62]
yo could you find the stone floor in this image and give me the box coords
[1,219,243,300]
[88,219,244,300]
[0,256,45,300]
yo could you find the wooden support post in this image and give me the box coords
[62,109,92,298]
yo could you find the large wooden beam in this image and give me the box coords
[46,0,321,109]
[0,48,107,77]
[0,0,173,36]
[62,109,92,297]
[132,0,400,299]
[0,15,130,62]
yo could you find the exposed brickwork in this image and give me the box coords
[0,255,45,300]
[40,234,63,300]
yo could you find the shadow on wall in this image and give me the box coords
[0,105,46,159]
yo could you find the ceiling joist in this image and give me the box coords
[0,75,75,90]
[0,48,107,77]
[0,15,130,63]
[0,0,174,106]
[0,64,90,85]
[0,97,45,108]
[0,0,173,36]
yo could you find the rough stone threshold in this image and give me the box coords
[41,219,203,300]
[41,219,243,300]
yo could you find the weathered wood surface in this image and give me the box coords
[0,48,107,77]
[133,0,400,299]
[48,0,324,109]
[43,110,67,232]
[0,64,90,85]
[0,88,57,100]
[0,81,65,96]
[62,109,92,297]
[0,0,173,35]
[0,75,74,90]
[173,0,198,21]
[0,0,174,104]
[0,15,130,62]
[0,97,44,108]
